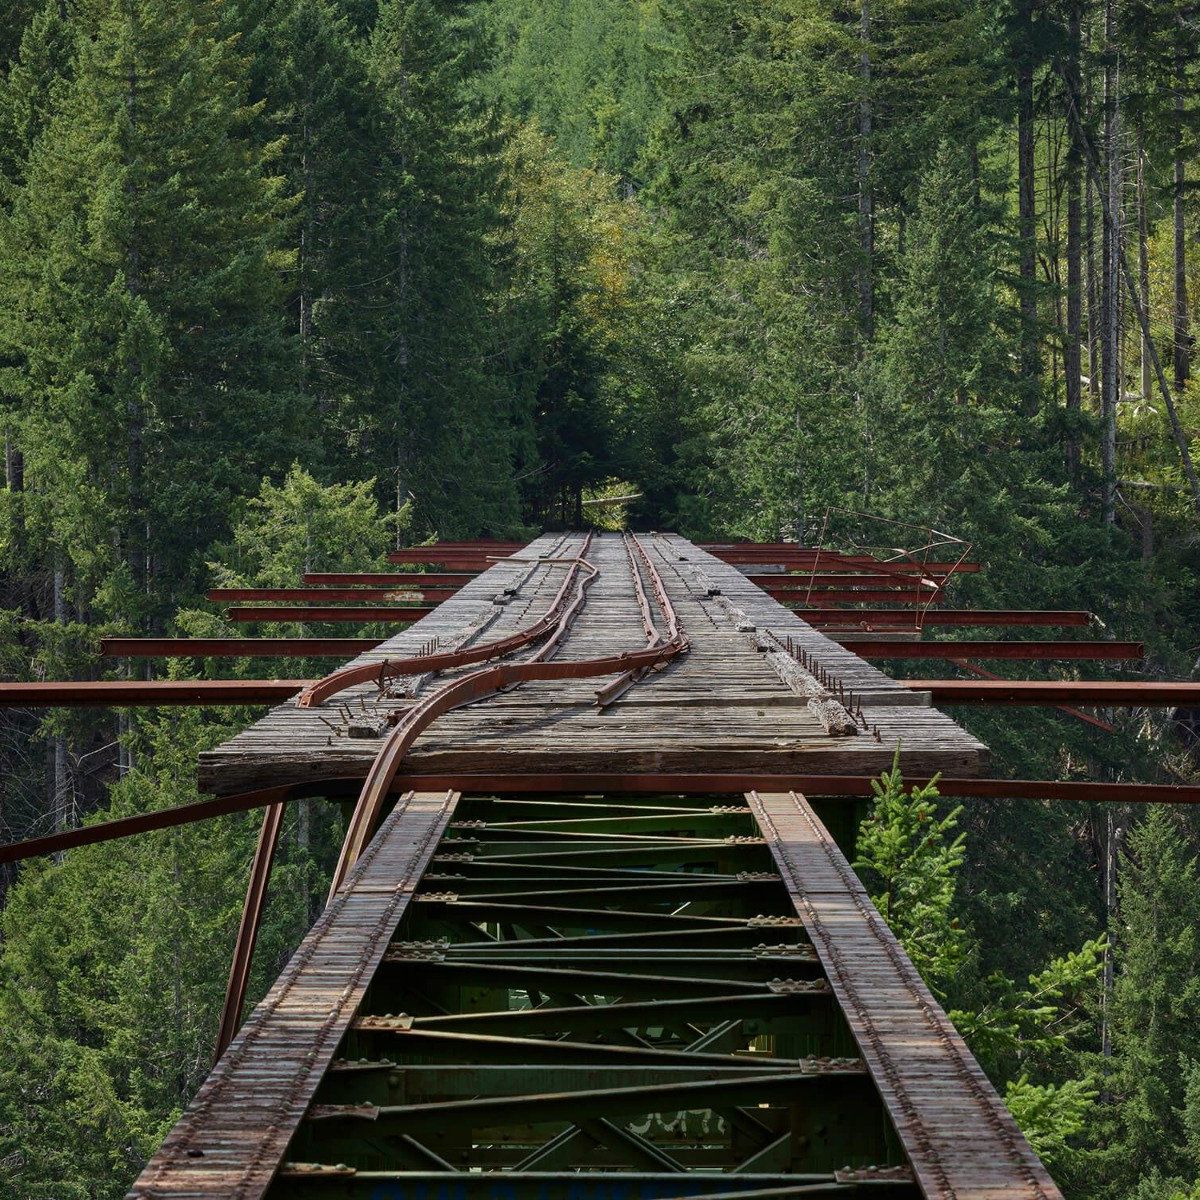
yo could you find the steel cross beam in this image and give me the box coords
[130,789,1056,1200]
[901,679,1200,704]
[224,605,437,622]
[101,638,383,657]
[208,586,462,601]
[845,640,1144,661]
[806,609,1092,627]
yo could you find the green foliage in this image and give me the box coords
[854,752,967,993]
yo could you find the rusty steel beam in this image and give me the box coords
[101,637,381,657]
[215,802,285,1059]
[806,609,1092,627]
[848,639,1143,661]
[303,571,477,586]
[387,549,515,565]
[945,657,1116,732]
[746,563,979,578]
[901,679,1200,705]
[209,586,461,601]
[775,589,945,605]
[762,575,942,589]
[0,680,306,706]
[224,605,436,623]
[7,773,1200,868]
[0,782,329,864]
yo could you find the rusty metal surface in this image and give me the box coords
[900,679,1200,704]
[747,790,1062,1200]
[225,606,437,623]
[805,610,1092,628]
[0,680,308,706]
[327,534,691,892]
[127,790,458,1200]
[849,640,1143,661]
[102,638,384,657]
[215,803,286,1059]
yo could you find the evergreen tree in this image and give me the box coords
[0,0,305,624]
[1098,807,1200,1189]
[357,0,524,534]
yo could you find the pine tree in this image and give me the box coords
[358,0,523,535]
[1101,807,1200,1187]
[0,0,305,624]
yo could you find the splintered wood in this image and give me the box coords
[199,533,986,794]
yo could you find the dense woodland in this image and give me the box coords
[0,0,1199,1194]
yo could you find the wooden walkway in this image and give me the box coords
[199,534,985,794]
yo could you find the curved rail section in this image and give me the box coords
[297,534,589,709]
[326,532,690,894]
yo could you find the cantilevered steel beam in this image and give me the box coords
[303,572,477,586]
[224,605,435,622]
[6,774,1200,866]
[847,640,1143,661]
[773,589,944,605]
[0,680,306,706]
[901,679,1200,704]
[762,575,942,588]
[208,586,461,601]
[101,638,381,657]
[806,609,1092,627]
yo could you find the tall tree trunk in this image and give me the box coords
[1137,141,1151,402]
[1018,27,1040,407]
[52,562,68,836]
[1174,54,1190,391]
[857,0,873,339]
[1100,0,1120,524]
[1065,6,1084,485]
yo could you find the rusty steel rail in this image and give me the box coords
[297,542,596,710]
[327,533,690,893]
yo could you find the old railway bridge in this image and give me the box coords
[5,531,1200,1200]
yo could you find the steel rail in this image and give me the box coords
[297,542,596,710]
[8,772,1200,868]
[327,533,691,894]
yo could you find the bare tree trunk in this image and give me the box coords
[1018,28,1040,407]
[1065,5,1084,485]
[1174,57,1190,391]
[1100,0,1120,524]
[1101,810,1120,1059]
[857,0,873,339]
[53,563,68,835]
[1137,141,1152,402]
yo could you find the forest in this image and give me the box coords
[0,0,1199,1194]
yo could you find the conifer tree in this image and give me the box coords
[359,0,523,534]
[1101,807,1200,1187]
[0,0,304,623]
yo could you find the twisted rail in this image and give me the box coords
[326,533,689,895]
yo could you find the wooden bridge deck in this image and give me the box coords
[124,533,1067,1200]
[199,533,985,794]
